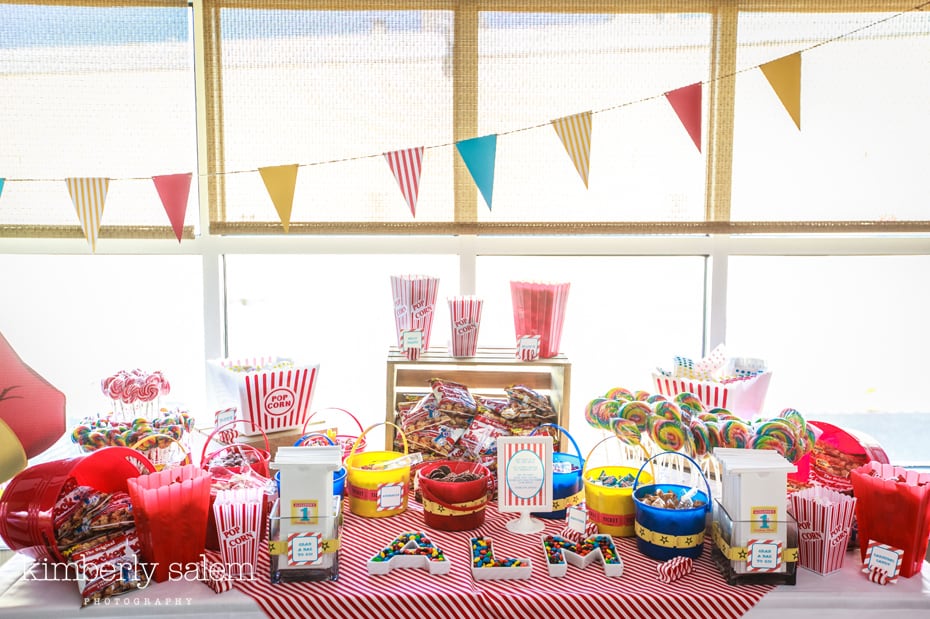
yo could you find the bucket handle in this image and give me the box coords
[347,422,407,460]
[201,419,270,466]
[419,477,489,513]
[582,435,654,482]
[530,423,581,461]
[129,433,192,469]
[302,407,364,435]
[632,451,712,512]
[294,432,336,447]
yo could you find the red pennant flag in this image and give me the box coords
[665,82,703,153]
[384,147,424,218]
[152,173,192,243]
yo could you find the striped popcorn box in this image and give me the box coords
[199,556,234,593]
[391,274,440,360]
[790,486,857,575]
[214,487,264,580]
[657,556,693,583]
[448,296,483,357]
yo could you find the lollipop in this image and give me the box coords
[777,408,806,429]
[652,400,683,425]
[688,419,710,457]
[584,398,608,429]
[720,419,753,448]
[618,400,651,433]
[611,418,642,447]
[592,399,624,430]
[648,417,687,452]
[645,393,667,404]
[704,420,723,451]
[674,392,705,414]
[752,418,799,461]
[604,387,634,402]
[632,390,652,402]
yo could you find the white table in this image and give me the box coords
[1,550,927,618]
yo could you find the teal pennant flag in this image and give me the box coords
[455,134,497,211]
[0,178,5,200]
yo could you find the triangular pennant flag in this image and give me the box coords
[384,147,424,218]
[665,82,703,153]
[551,111,593,188]
[66,177,109,252]
[760,52,801,130]
[152,173,192,243]
[455,134,497,211]
[258,164,299,233]
[0,178,5,200]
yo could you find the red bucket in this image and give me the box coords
[0,447,155,562]
[417,460,491,532]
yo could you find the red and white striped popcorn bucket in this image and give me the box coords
[789,486,857,575]
[651,370,772,419]
[448,296,483,357]
[390,275,440,361]
[213,487,264,580]
[206,356,319,435]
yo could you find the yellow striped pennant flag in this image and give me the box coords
[66,177,109,252]
[551,111,593,188]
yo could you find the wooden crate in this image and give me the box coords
[385,347,571,451]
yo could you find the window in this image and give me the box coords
[1,1,928,467]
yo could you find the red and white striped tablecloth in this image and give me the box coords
[229,500,774,619]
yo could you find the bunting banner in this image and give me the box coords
[665,82,703,153]
[760,52,802,130]
[551,111,593,188]
[455,134,497,211]
[0,178,4,200]
[384,147,424,218]
[152,173,192,243]
[66,177,109,252]
[258,164,299,233]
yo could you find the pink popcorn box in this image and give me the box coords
[789,486,857,575]
[391,274,440,361]
[448,296,483,357]
[207,357,319,435]
[510,281,569,359]
[651,370,772,419]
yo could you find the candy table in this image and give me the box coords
[0,498,928,618]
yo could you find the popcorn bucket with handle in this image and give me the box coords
[302,407,366,461]
[417,460,491,531]
[633,451,712,561]
[344,422,410,518]
[0,447,155,563]
[202,420,272,552]
[201,419,271,478]
[531,423,584,519]
[583,436,653,537]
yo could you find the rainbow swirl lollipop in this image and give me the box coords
[649,417,687,452]
[632,390,652,402]
[674,392,705,414]
[592,399,624,431]
[604,387,635,402]
[720,419,753,448]
[646,393,668,404]
[688,419,711,457]
[618,400,652,433]
[652,400,683,424]
[585,398,608,429]
[611,418,642,447]
[704,420,723,450]
[752,418,799,461]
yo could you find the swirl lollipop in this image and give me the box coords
[632,390,652,402]
[584,398,608,429]
[618,400,652,433]
[720,419,753,448]
[611,418,642,447]
[752,418,799,461]
[645,393,667,404]
[648,417,687,452]
[652,400,683,424]
[604,387,634,402]
[674,392,705,414]
[592,399,624,431]
[688,419,711,458]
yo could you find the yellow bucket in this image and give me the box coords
[344,422,410,518]
[582,436,653,537]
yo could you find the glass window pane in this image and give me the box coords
[0,255,206,461]
[216,9,454,224]
[727,255,930,464]
[0,3,198,230]
[732,12,930,222]
[223,254,460,435]
[476,255,706,453]
[478,12,711,223]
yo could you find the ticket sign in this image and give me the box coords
[497,436,553,534]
